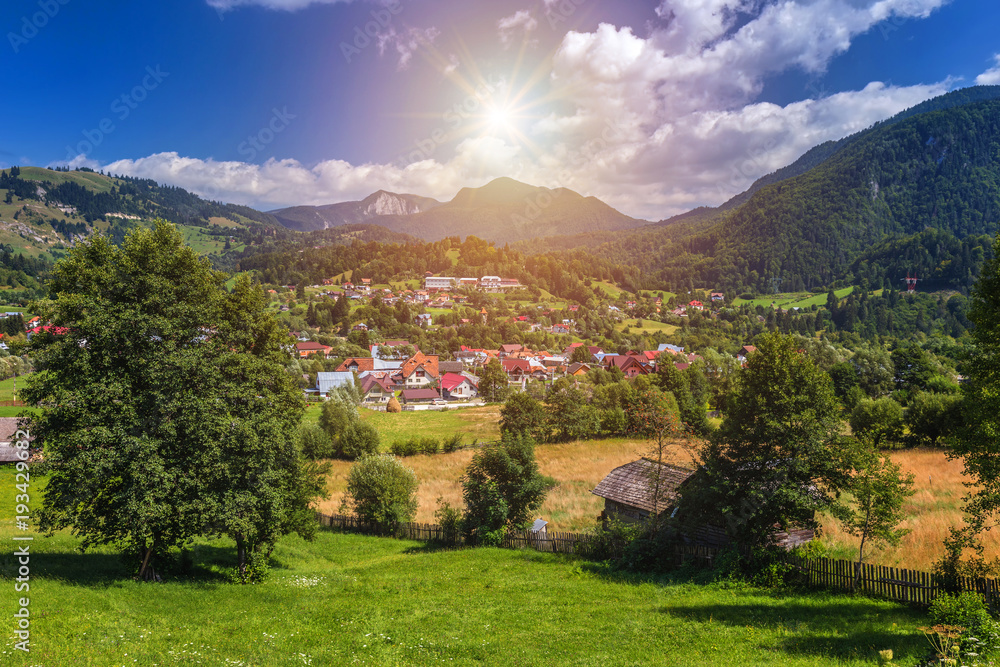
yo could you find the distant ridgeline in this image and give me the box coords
[2,166,282,229]
[517,86,1000,296]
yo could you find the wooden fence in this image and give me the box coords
[317,511,1000,608]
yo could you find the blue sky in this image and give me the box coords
[2,0,999,219]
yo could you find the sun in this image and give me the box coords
[485,103,514,134]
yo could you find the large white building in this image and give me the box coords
[424,276,456,290]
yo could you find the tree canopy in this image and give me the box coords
[23,221,321,581]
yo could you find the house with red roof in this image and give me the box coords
[335,357,376,373]
[501,358,531,381]
[360,375,395,406]
[440,372,477,399]
[295,341,332,358]
[400,352,439,388]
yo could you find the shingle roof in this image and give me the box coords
[591,459,695,513]
[401,388,440,401]
[400,352,439,379]
[335,357,376,373]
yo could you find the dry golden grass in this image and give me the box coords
[818,448,1000,570]
[315,437,700,531]
[317,442,991,570]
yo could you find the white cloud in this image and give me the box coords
[376,25,439,69]
[498,10,538,48]
[976,54,1000,85]
[121,0,955,222]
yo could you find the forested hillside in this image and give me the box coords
[531,90,1000,296]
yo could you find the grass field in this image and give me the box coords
[616,319,680,336]
[731,287,854,309]
[0,467,933,666]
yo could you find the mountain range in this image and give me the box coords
[269,177,650,243]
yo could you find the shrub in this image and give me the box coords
[420,437,439,455]
[343,454,418,533]
[442,433,463,453]
[390,437,420,457]
[339,421,380,460]
[929,592,1000,657]
[434,498,463,546]
[298,424,335,460]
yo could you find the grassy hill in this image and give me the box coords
[0,467,932,666]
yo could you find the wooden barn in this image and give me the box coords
[591,458,814,549]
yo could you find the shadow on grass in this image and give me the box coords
[0,542,278,586]
[659,599,929,662]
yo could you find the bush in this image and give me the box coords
[461,434,551,544]
[343,454,418,533]
[390,437,420,457]
[420,437,439,455]
[442,433,463,453]
[339,421,380,460]
[298,424,335,460]
[434,498,463,546]
[929,592,1000,657]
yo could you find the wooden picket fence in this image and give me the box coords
[316,511,1000,608]
[785,553,1000,608]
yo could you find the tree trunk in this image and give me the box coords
[237,536,247,582]
[855,509,871,593]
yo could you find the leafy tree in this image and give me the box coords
[655,359,708,434]
[544,379,600,441]
[24,222,319,581]
[499,392,548,441]
[890,344,936,395]
[339,421,380,460]
[842,440,915,589]
[851,346,895,398]
[569,345,591,364]
[478,358,509,403]
[298,424,335,460]
[680,332,852,547]
[849,397,904,447]
[906,391,963,446]
[343,454,418,533]
[625,387,682,520]
[461,434,551,545]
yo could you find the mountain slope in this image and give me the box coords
[269,177,650,243]
[270,190,442,231]
[532,87,1000,295]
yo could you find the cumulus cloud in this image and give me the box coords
[498,10,538,48]
[121,0,954,221]
[976,54,1000,85]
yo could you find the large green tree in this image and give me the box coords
[24,222,321,581]
[461,434,550,546]
[680,332,853,547]
[951,234,1000,551]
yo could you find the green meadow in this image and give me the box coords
[0,467,932,666]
